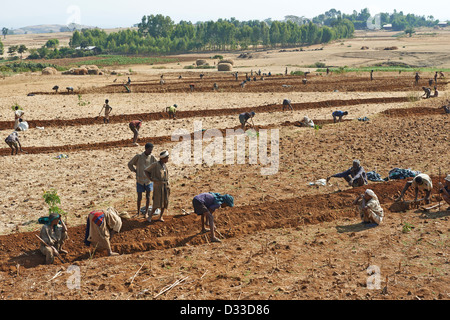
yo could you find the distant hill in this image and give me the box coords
[9,23,97,35]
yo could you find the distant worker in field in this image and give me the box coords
[145,150,170,223]
[439,175,450,209]
[332,110,348,123]
[282,99,294,111]
[299,116,314,128]
[239,111,255,130]
[395,173,433,204]
[192,192,234,243]
[434,71,438,83]
[422,87,431,99]
[213,83,219,91]
[433,86,439,98]
[13,105,24,131]
[5,131,24,155]
[99,99,112,124]
[415,72,420,85]
[443,105,450,114]
[370,70,374,81]
[38,213,68,264]
[189,83,195,92]
[166,104,178,120]
[84,207,122,256]
[428,79,433,86]
[327,159,368,188]
[127,77,131,85]
[129,119,143,146]
[128,142,157,218]
[353,189,384,225]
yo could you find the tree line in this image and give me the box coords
[67,15,355,55]
[312,8,440,31]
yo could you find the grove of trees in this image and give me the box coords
[312,8,439,31]
[66,15,355,56]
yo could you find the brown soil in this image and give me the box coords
[1,42,449,302]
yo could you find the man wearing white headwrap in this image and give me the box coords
[353,189,384,225]
[145,150,170,222]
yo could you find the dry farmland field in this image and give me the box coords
[0,29,449,302]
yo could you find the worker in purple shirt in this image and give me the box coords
[327,159,368,187]
[192,192,234,243]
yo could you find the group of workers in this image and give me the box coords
[4,72,447,265]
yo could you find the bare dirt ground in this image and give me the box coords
[0,29,449,303]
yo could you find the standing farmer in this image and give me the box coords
[145,151,170,222]
[128,142,157,218]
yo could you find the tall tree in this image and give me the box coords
[2,27,8,39]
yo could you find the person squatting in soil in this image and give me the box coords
[128,142,157,218]
[353,189,384,225]
[84,207,122,256]
[38,213,68,264]
[192,192,234,243]
[144,150,170,223]
[395,173,433,204]
[327,159,368,188]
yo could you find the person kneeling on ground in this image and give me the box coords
[327,159,368,187]
[192,192,234,243]
[395,173,433,204]
[353,189,384,225]
[439,175,450,210]
[38,213,68,264]
[84,207,123,256]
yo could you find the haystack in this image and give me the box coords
[219,59,234,65]
[42,67,58,75]
[196,59,208,66]
[218,63,233,71]
[82,65,100,75]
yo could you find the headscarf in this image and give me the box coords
[364,189,378,201]
[38,213,61,225]
[209,192,234,207]
[160,150,169,159]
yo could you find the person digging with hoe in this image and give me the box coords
[395,173,433,205]
[37,213,68,264]
[192,192,234,243]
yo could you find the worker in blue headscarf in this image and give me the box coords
[38,213,68,264]
[192,192,234,243]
